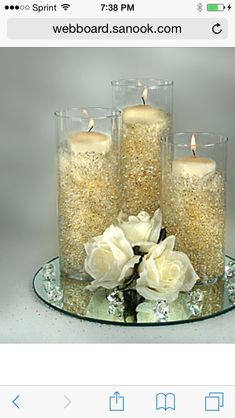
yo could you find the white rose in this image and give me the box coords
[117,209,162,244]
[136,237,198,302]
[85,225,140,290]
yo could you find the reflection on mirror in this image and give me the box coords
[33,256,235,326]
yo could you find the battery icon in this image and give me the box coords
[207,4,225,11]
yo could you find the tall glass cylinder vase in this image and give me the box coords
[112,78,173,216]
[55,108,121,280]
[161,132,227,284]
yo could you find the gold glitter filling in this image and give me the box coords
[58,146,121,278]
[161,170,225,279]
[121,114,171,216]
[194,281,224,316]
[61,276,94,316]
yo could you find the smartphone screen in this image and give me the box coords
[0,1,234,417]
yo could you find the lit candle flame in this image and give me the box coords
[142,87,148,105]
[191,134,196,157]
[88,119,94,132]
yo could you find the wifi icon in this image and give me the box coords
[61,3,70,11]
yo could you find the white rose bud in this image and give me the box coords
[117,209,162,244]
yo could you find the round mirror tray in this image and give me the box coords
[33,256,235,326]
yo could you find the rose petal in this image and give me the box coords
[145,236,176,260]
[149,209,162,243]
[119,255,141,282]
[104,225,134,260]
[138,256,161,289]
[136,211,151,222]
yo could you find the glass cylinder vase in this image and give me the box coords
[161,132,227,284]
[55,108,121,280]
[112,78,173,216]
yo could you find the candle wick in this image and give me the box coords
[88,126,93,132]
[192,149,196,157]
[142,97,146,105]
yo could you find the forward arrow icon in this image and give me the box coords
[64,395,71,409]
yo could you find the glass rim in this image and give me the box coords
[111,78,173,87]
[161,132,228,148]
[54,107,121,120]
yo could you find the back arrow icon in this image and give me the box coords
[64,395,71,409]
[12,395,20,409]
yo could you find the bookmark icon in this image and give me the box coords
[156,392,176,411]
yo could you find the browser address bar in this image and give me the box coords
[7,18,228,39]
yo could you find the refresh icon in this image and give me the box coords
[212,23,223,34]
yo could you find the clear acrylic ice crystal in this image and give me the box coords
[202,277,218,286]
[225,261,235,279]
[107,289,124,319]
[225,262,235,297]
[226,278,235,295]
[153,299,169,322]
[42,263,56,296]
[47,285,64,307]
[44,280,54,293]
[185,289,204,317]
[42,263,55,281]
[229,294,235,305]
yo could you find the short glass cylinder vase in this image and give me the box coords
[161,132,228,284]
[112,78,173,216]
[55,108,121,280]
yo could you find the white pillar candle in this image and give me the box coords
[69,131,111,155]
[172,156,216,178]
[122,104,168,126]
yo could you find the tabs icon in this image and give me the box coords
[205,392,224,411]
